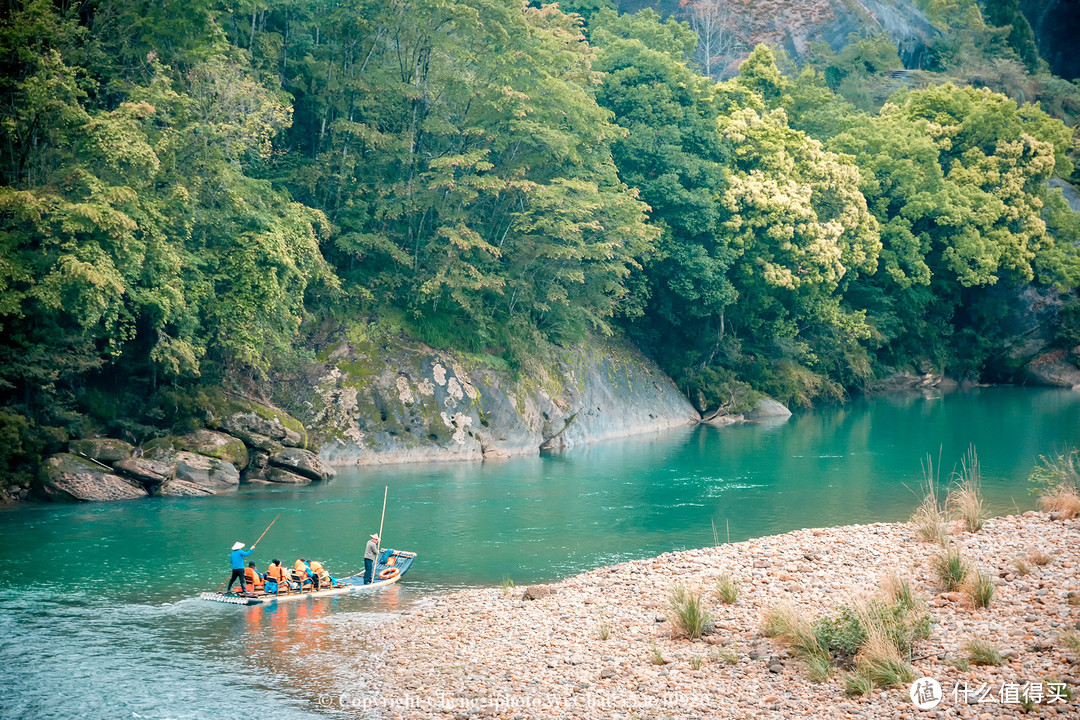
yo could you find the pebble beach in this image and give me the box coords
[325,512,1079,719]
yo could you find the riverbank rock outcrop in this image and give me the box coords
[306,335,700,465]
[268,448,335,482]
[68,438,134,464]
[40,453,148,501]
[35,395,325,502]
[205,390,307,450]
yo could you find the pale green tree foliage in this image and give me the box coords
[712,47,881,402]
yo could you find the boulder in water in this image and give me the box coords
[174,452,240,493]
[40,453,148,501]
[265,467,313,485]
[241,450,271,482]
[156,479,215,497]
[268,448,335,482]
[1026,348,1080,389]
[68,438,134,464]
[745,397,793,423]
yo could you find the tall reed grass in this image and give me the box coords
[947,446,986,532]
[911,452,949,544]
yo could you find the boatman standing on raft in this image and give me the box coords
[364,533,379,584]
[227,541,252,594]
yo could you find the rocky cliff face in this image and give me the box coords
[304,336,700,466]
[1020,0,1080,80]
[617,0,941,67]
[994,284,1080,390]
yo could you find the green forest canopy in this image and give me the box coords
[1,0,1078,482]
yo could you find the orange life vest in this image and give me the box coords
[293,560,309,579]
[310,561,324,575]
[266,563,285,582]
[244,566,264,589]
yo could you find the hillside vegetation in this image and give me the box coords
[1,0,1078,486]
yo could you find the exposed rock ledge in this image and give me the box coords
[306,336,700,466]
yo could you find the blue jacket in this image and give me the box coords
[230,548,252,569]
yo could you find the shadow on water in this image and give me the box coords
[1,386,1078,717]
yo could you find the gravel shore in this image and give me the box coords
[326,512,1079,719]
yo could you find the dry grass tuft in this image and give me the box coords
[716,573,739,605]
[649,641,667,665]
[1039,485,1080,518]
[880,572,918,608]
[963,637,1004,666]
[947,447,986,532]
[854,626,916,688]
[911,454,949,544]
[1027,548,1053,566]
[963,569,995,609]
[762,604,831,679]
[667,583,714,640]
[932,545,970,592]
[710,642,739,665]
[1061,628,1080,655]
[1030,449,1080,519]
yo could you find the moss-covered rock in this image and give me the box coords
[176,429,249,469]
[40,453,148,502]
[69,438,134,464]
[202,390,307,449]
[141,437,180,459]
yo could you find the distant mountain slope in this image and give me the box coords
[615,0,941,66]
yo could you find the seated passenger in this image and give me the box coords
[292,558,312,590]
[244,562,265,593]
[309,560,334,588]
[303,558,323,590]
[265,559,287,594]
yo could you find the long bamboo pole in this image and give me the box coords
[376,486,388,553]
[251,514,280,550]
[215,514,281,593]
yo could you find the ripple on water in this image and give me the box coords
[0,589,332,720]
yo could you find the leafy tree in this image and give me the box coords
[252,0,656,353]
[819,80,1078,374]
[0,0,334,462]
[589,8,743,408]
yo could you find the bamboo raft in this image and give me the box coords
[201,549,417,606]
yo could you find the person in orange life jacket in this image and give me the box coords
[244,562,264,593]
[309,560,335,588]
[265,559,287,593]
[364,534,379,584]
[292,558,312,588]
[302,558,321,590]
[226,541,252,594]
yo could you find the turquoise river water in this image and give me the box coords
[2,387,1079,718]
